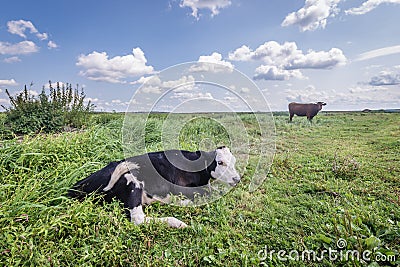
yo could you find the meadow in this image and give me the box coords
[0,111,399,266]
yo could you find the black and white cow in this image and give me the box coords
[68,146,240,228]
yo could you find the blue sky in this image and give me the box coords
[1,0,400,111]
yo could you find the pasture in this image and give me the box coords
[0,112,399,266]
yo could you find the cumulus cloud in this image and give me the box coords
[282,0,341,31]
[0,79,18,87]
[47,40,58,49]
[229,41,346,81]
[229,41,346,68]
[0,41,39,55]
[228,45,253,61]
[136,75,196,94]
[76,48,154,83]
[369,70,400,86]
[345,0,400,15]
[7,20,48,40]
[286,48,347,69]
[189,52,234,72]
[254,65,306,81]
[180,0,231,18]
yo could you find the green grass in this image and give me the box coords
[0,112,399,266]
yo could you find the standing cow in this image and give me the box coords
[288,102,326,122]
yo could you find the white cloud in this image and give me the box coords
[229,41,346,81]
[7,20,48,40]
[285,85,329,103]
[190,52,234,72]
[254,65,306,81]
[0,79,18,87]
[355,45,400,61]
[369,70,400,86]
[86,97,99,102]
[345,0,400,15]
[37,32,48,40]
[223,96,238,102]
[332,86,400,108]
[136,75,196,94]
[286,48,347,69]
[163,75,196,90]
[171,91,213,100]
[229,41,346,69]
[43,81,67,89]
[3,56,21,63]
[180,0,231,18]
[349,86,388,93]
[76,48,154,83]
[47,40,58,49]
[0,41,39,55]
[15,89,39,97]
[228,45,253,61]
[281,0,341,32]
[240,87,250,93]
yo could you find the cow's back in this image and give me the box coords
[289,102,309,116]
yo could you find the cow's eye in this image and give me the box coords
[217,161,223,165]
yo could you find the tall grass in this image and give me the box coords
[0,112,399,266]
[1,82,94,135]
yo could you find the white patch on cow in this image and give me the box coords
[124,173,142,189]
[141,191,156,205]
[103,161,140,191]
[142,192,193,206]
[211,147,240,186]
[130,205,145,225]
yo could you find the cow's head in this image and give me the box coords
[316,102,327,110]
[210,146,241,186]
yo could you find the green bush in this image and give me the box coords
[1,82,94,135]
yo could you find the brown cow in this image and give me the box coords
[288,102,326,122]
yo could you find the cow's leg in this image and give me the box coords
[115,175,145,223]
[146,216,188,228]
[142,193,188,228]
[130,204,188,228]
[117,174,188,228]
[289,113,294,122]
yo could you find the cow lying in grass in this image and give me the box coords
[68,146,240,228]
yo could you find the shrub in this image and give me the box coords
[1,82,94,135]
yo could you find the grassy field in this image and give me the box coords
[0,112,399,266]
